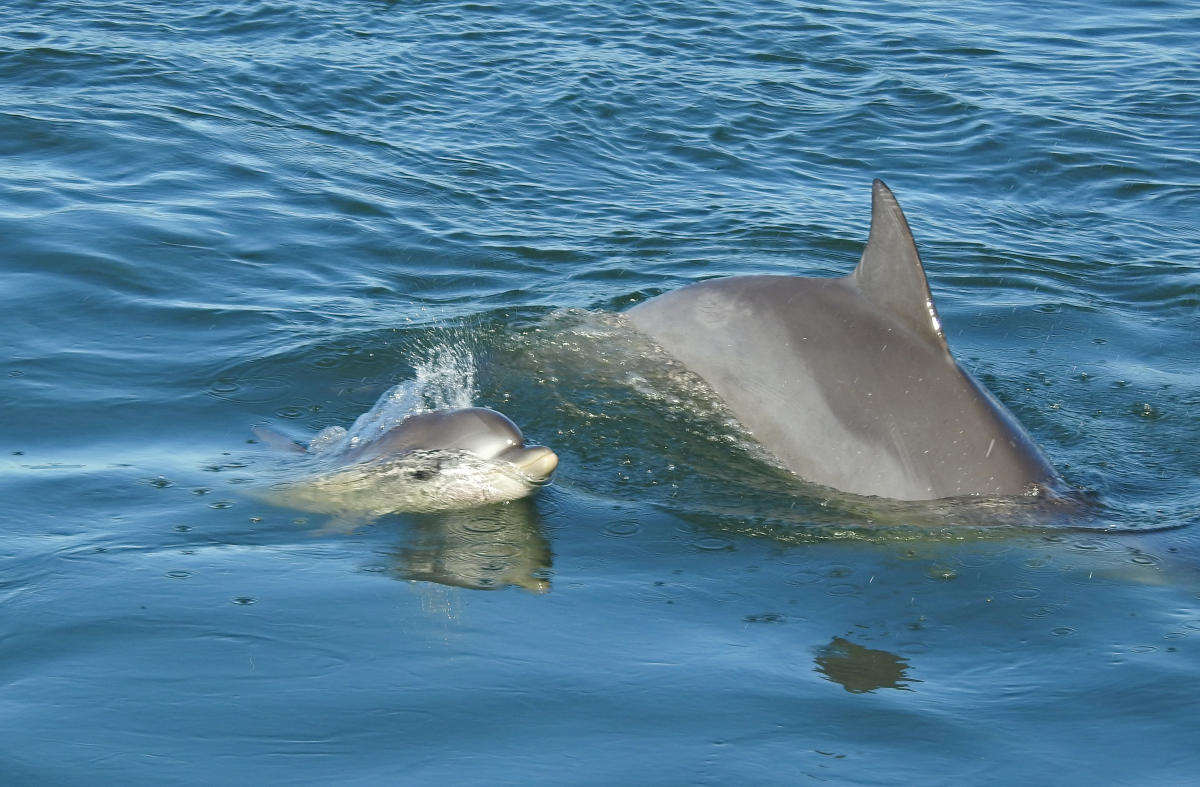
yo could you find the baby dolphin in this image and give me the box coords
[255,407,558,517]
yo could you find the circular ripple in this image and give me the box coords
[827,583,862,596]
[603,521,640,537]
[692,536,734,551]
[207,376,290,404]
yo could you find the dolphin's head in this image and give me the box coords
[359,407,557,482]
[257,406,558,517]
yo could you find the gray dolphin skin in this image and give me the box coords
[626,179,1060,501]
[334,407,558,475]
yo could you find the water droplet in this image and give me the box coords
[232,597,256,606]
[926,565,958,581]
[148,476,174,489]
[209,500,234,509]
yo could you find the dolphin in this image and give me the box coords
[254,407,559,516]
[625,179,1061,501]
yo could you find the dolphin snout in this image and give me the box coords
[508,445,559,482]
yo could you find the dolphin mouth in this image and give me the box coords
[506,445,559,483]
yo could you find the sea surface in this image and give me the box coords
[2,1,1198,783]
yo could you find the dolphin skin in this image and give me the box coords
[626,180,1060,501]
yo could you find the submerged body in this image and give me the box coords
[257,407,558,517]
[626,180,1059,501]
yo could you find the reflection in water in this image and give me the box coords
[385,499,552,594]
[814,637,919,694]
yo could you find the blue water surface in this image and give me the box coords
[2,1,1198,783]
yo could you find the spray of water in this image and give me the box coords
[310,339,478,456]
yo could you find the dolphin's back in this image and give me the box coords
[626,181,1058,501]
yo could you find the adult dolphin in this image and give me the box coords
[625,180,1061,501]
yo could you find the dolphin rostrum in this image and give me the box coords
[625,179,1060,501]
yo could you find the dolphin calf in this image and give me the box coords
[625,179,1061,501]
[255,407,558,516]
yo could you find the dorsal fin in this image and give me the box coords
[849,179,948,350]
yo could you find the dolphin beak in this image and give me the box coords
[509,445,559,482]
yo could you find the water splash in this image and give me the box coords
[310,339,478,456]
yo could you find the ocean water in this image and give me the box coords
[2,0,1198,783]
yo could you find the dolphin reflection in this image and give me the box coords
[814,636,919,693]
[383,499,552,593]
